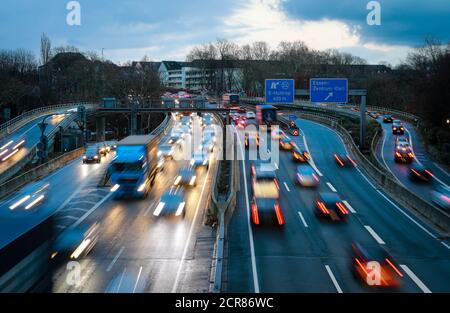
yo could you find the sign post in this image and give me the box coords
[265,79,294,104]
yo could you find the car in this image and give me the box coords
[288,124,300,136]
[395,143,414,163]
[51,222,100,261]
[202,116,213,127]
[83,146,101,163]
[250,196,284,226]
[246,111,256,119]
[383,115,393,123]
[395,136,409,146]
[200,136,215,153]
[292,146,310,162]
[153,189,186,217]
[180,125,192,135]
[97,142,108,156]
[315,192,349,220]
[431,184,450,212]
[106,141,118,151]
[8,181,50,211]
[295,164,319,187]
[351,242,403,288]
[334,153,357,167]
[279,136,294,150]
[245,133,259,149]
[157,144,174,159]
[180,116,192,127]
[392,120,405,135]
[251,162,279,199]
[409,163,433,182]
[190,150,210,169]
[174,167,197,187]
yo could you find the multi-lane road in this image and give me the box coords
[227,116,450,293]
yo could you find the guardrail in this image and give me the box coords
[0,147,85,199]
[294,112,450,233]
[0,102,98,139]
[0,112,79,184]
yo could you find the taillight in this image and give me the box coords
[274,178,280,190]
[334,154,344,167]
[317,201,329,214]
[411,169,420,176]
[424,170,434,177]
[347,155,357,166]
[336,202,348,215]
[252,203,259,225]
[408,152,414,158]
[395,152,402,157]
[312,173,319,182]
[274,203,284,225]
[385,258,403,277]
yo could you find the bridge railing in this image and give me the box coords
[0,102,98,140]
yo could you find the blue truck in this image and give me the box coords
[109,135,158,199]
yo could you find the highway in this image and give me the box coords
[41,114,218,293]
[375,117,450,205]
[227,117,450,293]
[0,113,71,177]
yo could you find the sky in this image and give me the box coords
[1,0,449,65]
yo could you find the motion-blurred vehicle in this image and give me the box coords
[431,184,450,212]
[383,115,393,123]
[256,104,278,129]
[369,112,381,119]
[351,242,403,288]
[51,222,100,261]
[392,120,405,135]
[250,196,284,226]
[83,146,101,163]
[409,163,433,182]
[251,162,279,199]
[292,146,310,162]
[97,142,109,156]
[315,192,349,220]
[167,134,182,146]
[180,125,192,135]
[110,135,158,198]
[174,167,197,187]
[395,136,409,146]
[202,115,213,127]
[106,141,118,151]
[394,143,414,163]
[180,116,192,127]
[157,143,174,160]
[190,150,210,169]
[0,138,26,162]
[245,133,259,149]
[334,153,356,167]
[200,136,215,153]
[288,121,300,136]
[295,164,319,187]
[8,182,50,210]
[153,189,186,217]
[246,111,256,119]
[279,136,294,150]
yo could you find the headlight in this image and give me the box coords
[203,160,207,165]
[190,159,195,166]
[110,184,120,192]
[94,155,98,159]
[137,183,146,192]
[174,176,182,185]
[189,176,197,186]
[157,151,162,156]
[176,202,186,216]
[83,156,87,159]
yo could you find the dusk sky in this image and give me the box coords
[1,0,449,65]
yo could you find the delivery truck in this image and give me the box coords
[109,135,158,199]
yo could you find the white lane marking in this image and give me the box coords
[327,124,450,250]
[326,182,337,192]
[71,192,113,228]
[342,200,356,214]
[301,135,323,177]
[171,154,213,293]
[297,212,308,228]
[364,225,385,245]
[115,267,126,293]
[283,182,291,192]
[400,265,432,293]
[236,126,260,293]
[380,128,406,187]
[143,203,155,216]
[325,265,343,293]
[132,266,143,293]
[106,246,125,272]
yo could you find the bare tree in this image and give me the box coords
[40,33,52,65]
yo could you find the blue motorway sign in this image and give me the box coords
[310,78,348,103]
[289,114,297,121]
[265,79,294,104]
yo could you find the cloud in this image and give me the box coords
[223,0,413,64]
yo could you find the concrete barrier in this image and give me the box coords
[0,147,85,199]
